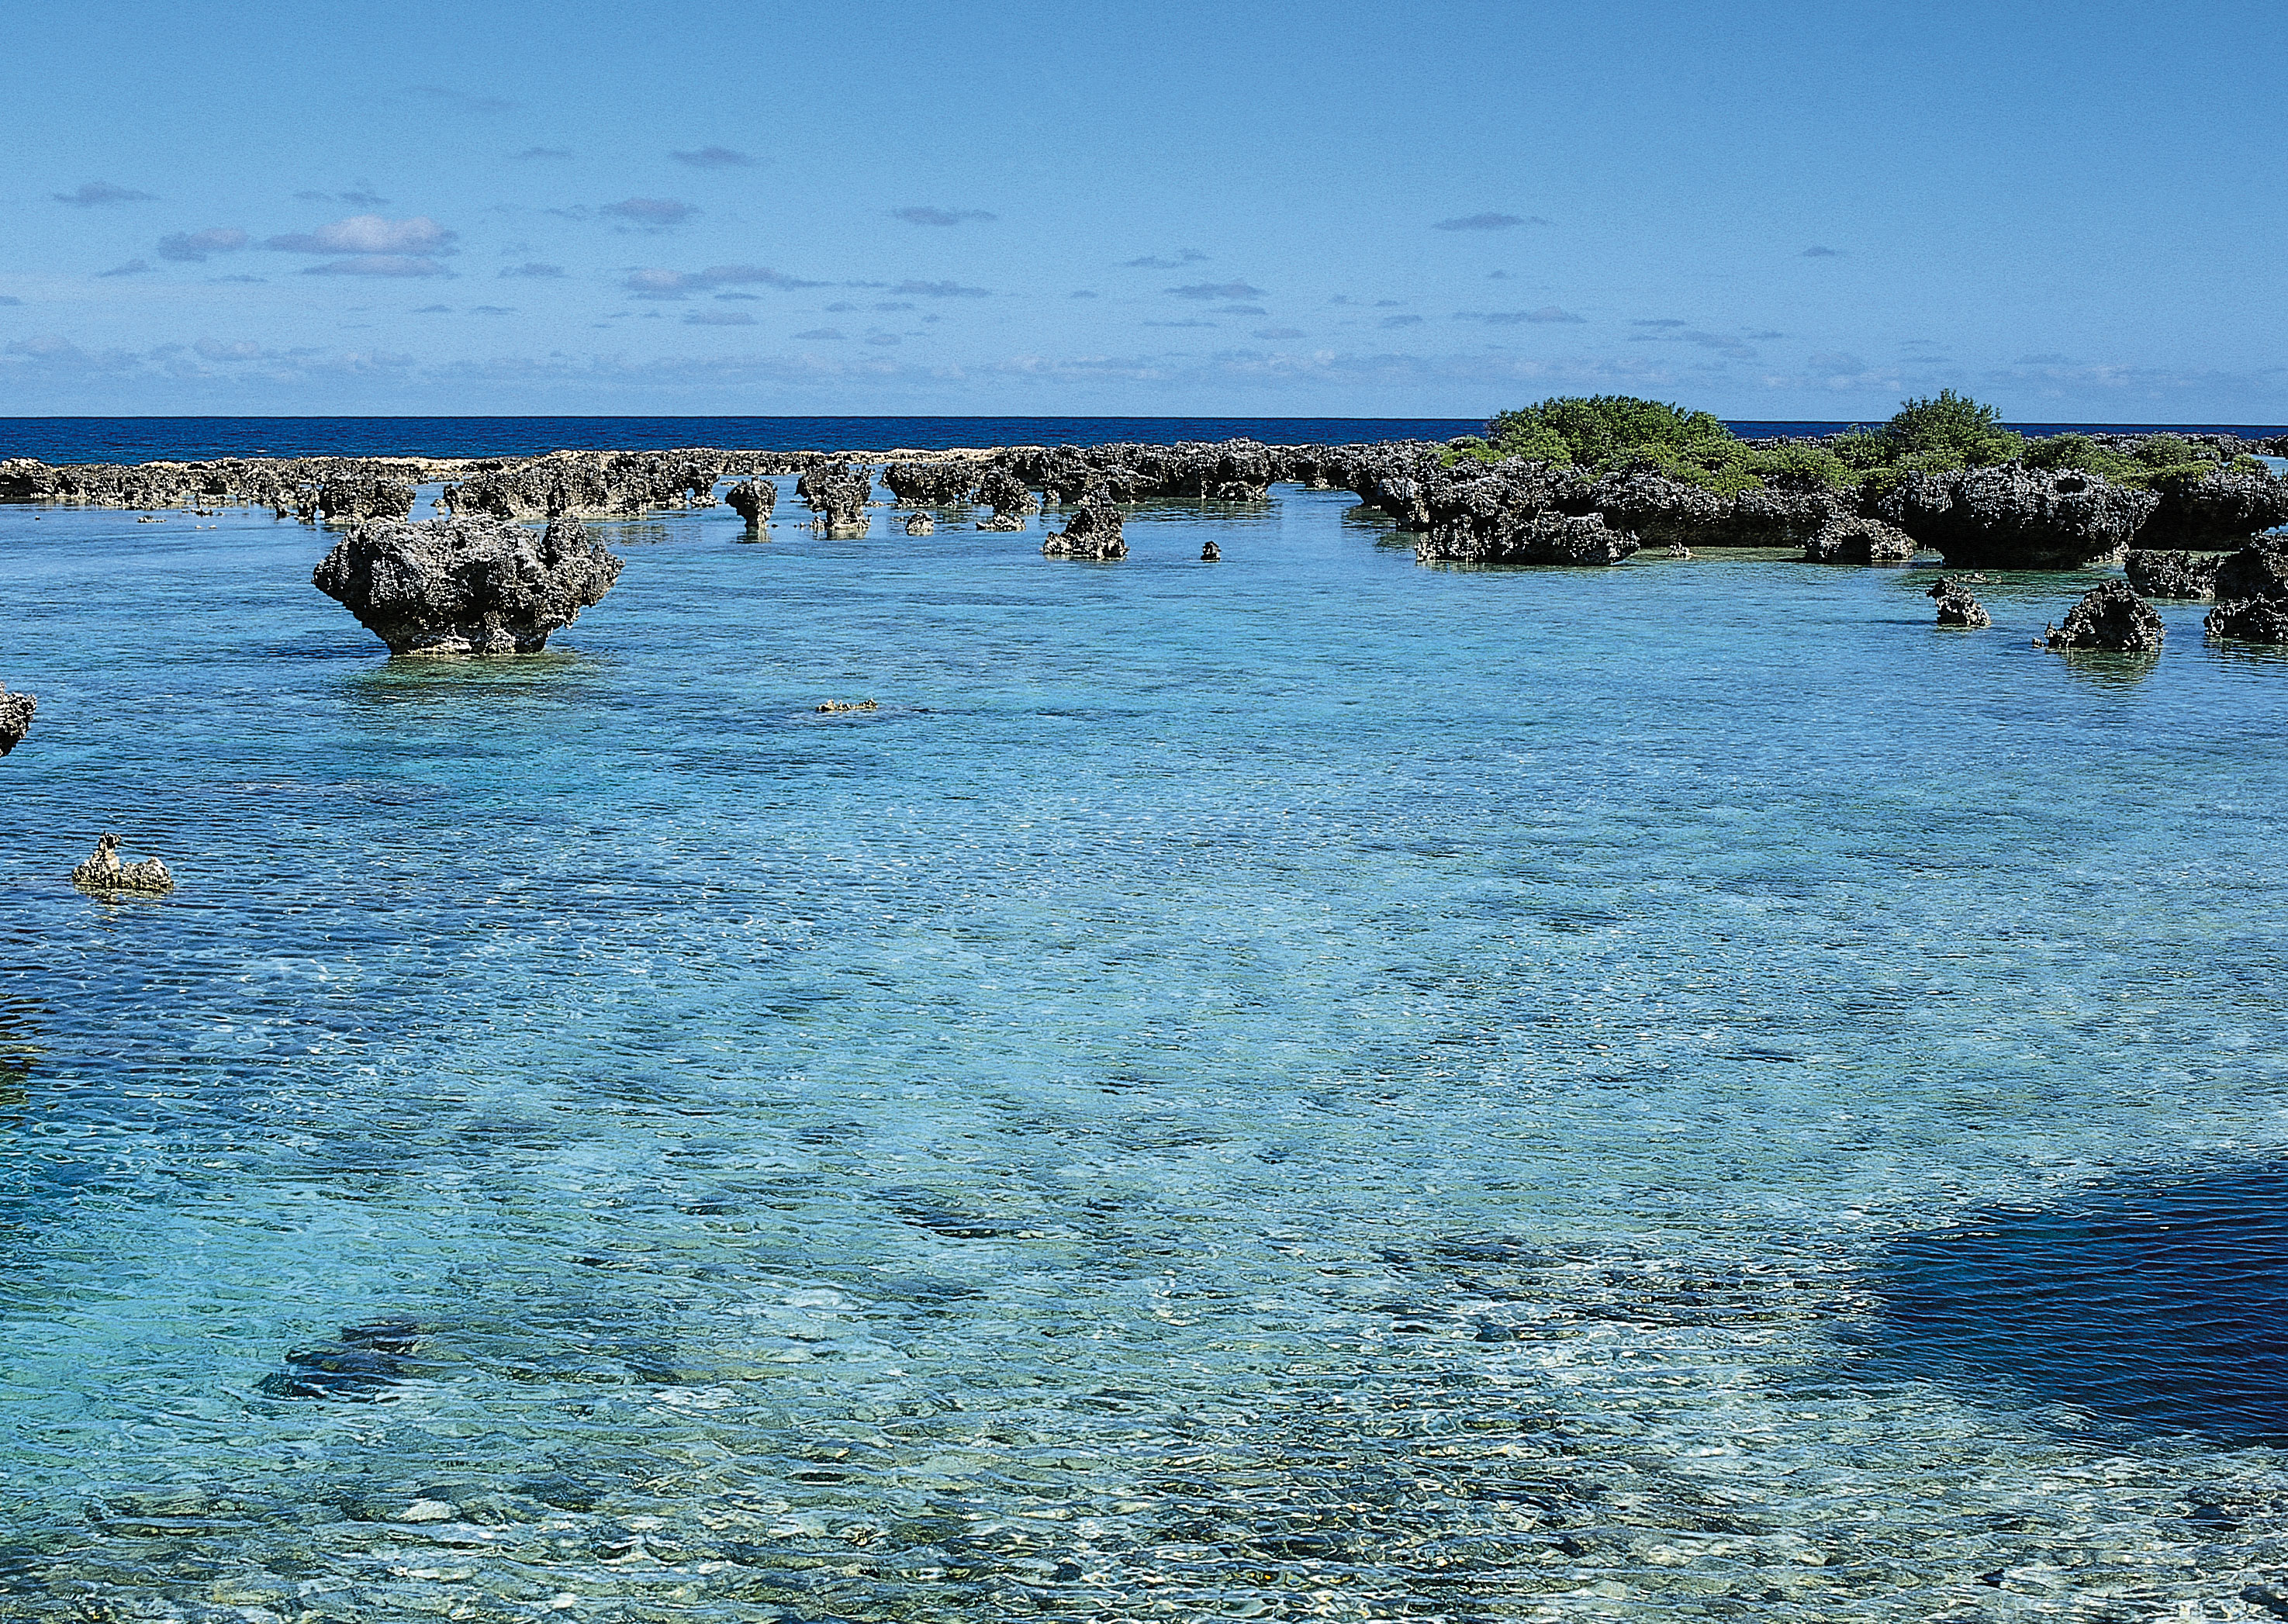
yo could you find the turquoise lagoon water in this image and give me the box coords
[3,486,2287,1621]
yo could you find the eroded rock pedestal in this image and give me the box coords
[1928,578,1992,628]
[797,464,873,534]
[726,479,776,530]
[313,517,622,656]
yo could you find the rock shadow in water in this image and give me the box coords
[1864,1163,2288,1445]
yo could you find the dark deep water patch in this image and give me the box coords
[1867,1164,2288,1444]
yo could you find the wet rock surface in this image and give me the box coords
[2124,548,2222,599]
[1040,499,1128,560]
[1880,466,2158,568]
[1927,578,1992,628]
[1804,515,1919,565]
[903,512,935,536]
[0,684,32,756]
[796,463,873,534]
[71,832,173,895]
[725,479,775,529]
[976,513,1025,532]
[2044,580,2165,651]
[313,516,623,656]
[2205,540,2288,643]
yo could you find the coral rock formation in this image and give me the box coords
[1804,516,1919,565]
[312,516,622,656]
[0,684,33,756]
[725,479,776,529]
[903,513,935,536]
[1880,467,2158,569]
[796,463,873,534]
[2204,540,2288,643]
[2044,581,2165,651]
[1928,578,1992,628]
[1041,499,1128,560]
[72,832,173,894]
[2124,548,2223,599]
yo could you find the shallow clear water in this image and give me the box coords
[3,489,2287,1622]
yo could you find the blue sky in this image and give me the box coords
[1,0,2278,420]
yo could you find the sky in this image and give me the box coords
[0,0,2279,421]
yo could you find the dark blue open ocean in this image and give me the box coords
[2,416,2283,462]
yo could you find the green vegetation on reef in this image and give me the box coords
[1453,389,2261,498]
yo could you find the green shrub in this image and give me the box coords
[1829,430,1892,471]
[2023,433,2099,472]
[1487,396,1728,466]
[1880,389,2023,467]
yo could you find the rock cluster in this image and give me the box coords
[71,832,173,894]
[2124,549,2222,600]
[796,463,873,533]
[725,479,776,530]
[1040,499,1128,560]
[2044,581,2165,651]
[312,516,622,656]
[2205,541,2288,643]
[1928,578,1992,628]
[445,450,722,520]
[0,684,33,756]
[1879,466,2158,568]
[0,454,425,520]
[1805,515,1919,565]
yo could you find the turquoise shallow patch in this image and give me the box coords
[2,488,2285,1618]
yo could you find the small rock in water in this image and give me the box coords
[1042,498,1127,560]
[2044,579,2164,651]
[1201,540,1221,561]
[817,699,878,713]
[71,832,173,895]
[904,512,935,536]
[2203,539,2288,644]
[2124,548,2221,600]
[725,479,775,530]
[0,684,33,757]
[1927,578,1992,628]
[977,513,1025,532]
[1665,542,1692,558]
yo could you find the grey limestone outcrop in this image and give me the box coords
[1041,499,1127,560]
[0,684,33,756]
[313,516,622,656]
[1879,466,2158,568]
[2044,580,2165,651]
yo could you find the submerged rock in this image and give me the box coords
[1880,466,2158,569]
[725,479,776,529]
[1041,498,1127,560]
[1928,578,1992,628]
[904,512,935,536]
[71,832,173,895]
[257,1318,425,1401]
[2204,540,2288,643]
[0,685,32,756]
[2044,580,2165,651]
[1805,515,1918,565]
[2124,548,2222,599]
[313,516,622,656]
[795,463,872,533]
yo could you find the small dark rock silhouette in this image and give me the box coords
[1201,540,1221,561]
[904,512,935,536]
[2044,580,2164,651]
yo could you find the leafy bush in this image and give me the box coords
[1880,389,2023,467]
[1487,396,1729,467]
